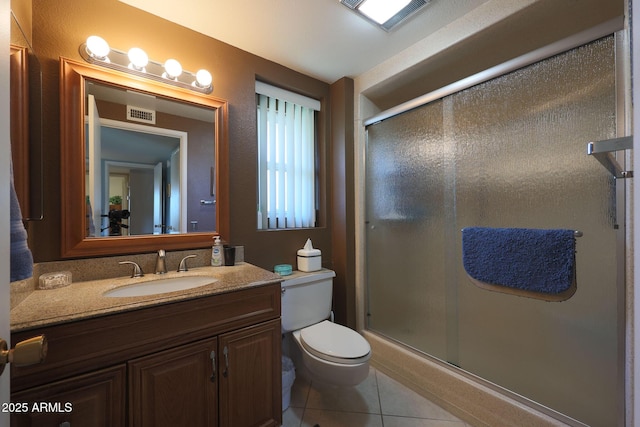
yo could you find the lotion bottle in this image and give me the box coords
[211,236,224,266]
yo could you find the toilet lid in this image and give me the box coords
[300,320,371,364]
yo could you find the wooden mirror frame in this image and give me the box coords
[10,44,29,218]
[60,57,229,258]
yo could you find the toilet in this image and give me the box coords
[281,269,371,386]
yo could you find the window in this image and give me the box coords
[256,82,320,229]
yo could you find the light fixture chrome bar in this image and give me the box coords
[587,136,633,179]
[79,42,213,94]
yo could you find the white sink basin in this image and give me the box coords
[104,276,217,297]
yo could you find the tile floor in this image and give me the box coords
[282,366,472,427]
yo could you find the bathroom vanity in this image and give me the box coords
[9,263,282,427]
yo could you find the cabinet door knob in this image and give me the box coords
[0,335,48,376]
[210,350,216,382]
[223,346,229,378]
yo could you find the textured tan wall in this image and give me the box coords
[10,0,32,46]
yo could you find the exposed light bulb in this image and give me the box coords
[127,47,149,71]
[86,35,110,60]
[195,69,212,88]
[163,59,183,80]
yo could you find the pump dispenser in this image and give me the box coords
[211,236,224,266]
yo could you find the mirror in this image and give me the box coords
[60,57,229,258]
[85,81,216,236]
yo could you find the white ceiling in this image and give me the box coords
[118,0,491,83]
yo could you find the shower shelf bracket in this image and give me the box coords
[587,136,633,179]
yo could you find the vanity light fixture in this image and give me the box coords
[163,58,182,80]
[86,35,111,60]
[80,36,213,94]
[195,69,213,89]
[127,47,149,72]
[339,0,430,31]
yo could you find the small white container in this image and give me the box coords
[297,247,321,272]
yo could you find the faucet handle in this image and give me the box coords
[178,255,197,272]
[119,261,144,278]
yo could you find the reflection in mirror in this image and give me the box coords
[60,57,229,258]
[85,81,216,237]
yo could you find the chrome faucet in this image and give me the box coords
[155,249,167,274]
[178,255,197,272]
[119,261,144,278]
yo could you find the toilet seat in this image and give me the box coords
[299,320,371,365]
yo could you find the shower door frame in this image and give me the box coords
[357,19,630,427]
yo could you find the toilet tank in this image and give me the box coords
[281,269,336,332]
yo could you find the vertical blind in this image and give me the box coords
[256,82,320,229]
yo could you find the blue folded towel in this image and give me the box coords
[10,159,33,282]
[461,227,576,294]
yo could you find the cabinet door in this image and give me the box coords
[11,364,126,427]
[129,338,218,427]
[219,319,281,427]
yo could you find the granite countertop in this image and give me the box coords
[11,263,283,332]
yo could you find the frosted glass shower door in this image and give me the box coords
[365,36,621,426]
[451,36,619,427]
[365,99,451,361]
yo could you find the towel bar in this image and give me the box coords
[461,228,583,237]
[587,136,633,179]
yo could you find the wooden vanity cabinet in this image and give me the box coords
[11,283,282,427]
[218,320,281,427]
[129,338,218,427]
[10,364,126,427]
[129,319,281,427]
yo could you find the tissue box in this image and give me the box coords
[297,248,321,272]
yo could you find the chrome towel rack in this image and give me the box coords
[587,136,633,179]
[461,228,583,237]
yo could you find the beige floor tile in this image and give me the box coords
[290,373,312,408]
[301,408,383,427]
[281,362,466,427]
[305,367,381,414]
[376,370,462,422]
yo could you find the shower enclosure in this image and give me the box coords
[365,35,624,427]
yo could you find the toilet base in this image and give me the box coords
[286,331,370,387]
